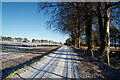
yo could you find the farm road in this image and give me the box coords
[16,45,81,79]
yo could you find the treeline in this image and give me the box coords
[66,26,120,47]
[39,2,120,66]
[0,36,62,44]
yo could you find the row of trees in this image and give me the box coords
[39,2,120,66]
[32,39,62,44]
[1,37,30,42]
[1,36,62,44]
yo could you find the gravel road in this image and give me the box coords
[16,45,80,79]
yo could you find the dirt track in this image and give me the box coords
[11,46,81,78]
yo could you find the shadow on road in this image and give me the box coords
[2,47,60,79]
[15,46,80,79]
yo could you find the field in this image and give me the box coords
[0,45,60,78]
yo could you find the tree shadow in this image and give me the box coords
[71,47,120,79]
[1,47,60,79]
[14,48,78,79]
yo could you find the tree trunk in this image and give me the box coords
[78,34,81,48]
[77,11,81,48]
[74,26,80,48]
[86,15,93,53]
[105,2,110,66]
[112,37,114,46]
[119,38,120,48]
[114,36,116,48]
[98,2,110,66]
[75,38,78,48]
[97,3,106,56]
[70,31,75,46]
[77,27,81,48]
[75,30,78,48]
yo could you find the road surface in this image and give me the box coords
[16,45,81,79]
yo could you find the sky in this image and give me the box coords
[2,2,69,43]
